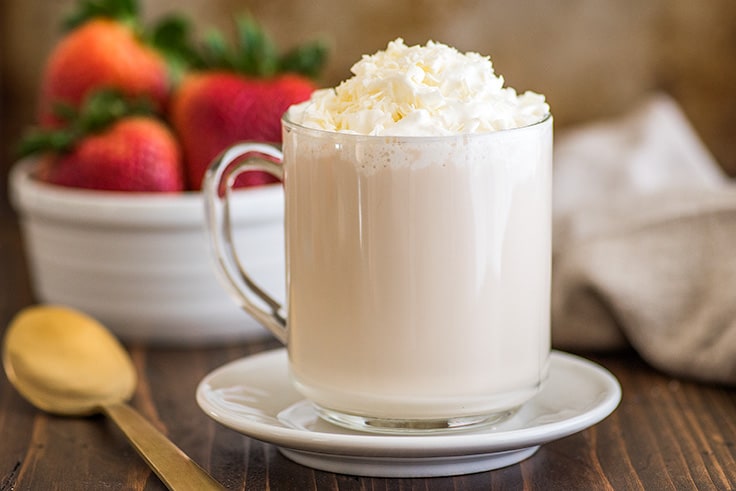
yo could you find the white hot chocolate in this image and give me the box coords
[282,39,553,424]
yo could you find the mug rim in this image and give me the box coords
[281,111,552,142]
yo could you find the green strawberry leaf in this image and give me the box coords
[235,16,278,77]
[196,14,327,80]
[81,90,151,131]
[18,89,155,158]
[18,130,76,157]
[64,0,139,31]
[202,29,235,70]
[279,40,329,79]
[150,15,204,84]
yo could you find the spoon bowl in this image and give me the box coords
[3,305,136,415]
[3,305,224,491]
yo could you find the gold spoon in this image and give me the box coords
[2,305,225,491]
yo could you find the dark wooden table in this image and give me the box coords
[1,204,735,491]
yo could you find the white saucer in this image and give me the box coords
[196,349,621,478]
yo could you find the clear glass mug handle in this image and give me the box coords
[202,142,288,344]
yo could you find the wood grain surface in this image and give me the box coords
[1,211,735,490]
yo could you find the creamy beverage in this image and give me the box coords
[206,39,552,431]
[283,121,552,421]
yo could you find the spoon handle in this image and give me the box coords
[102,402,225,491]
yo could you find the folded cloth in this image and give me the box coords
[551,93,736,385]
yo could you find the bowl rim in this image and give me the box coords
[9,159,283,228]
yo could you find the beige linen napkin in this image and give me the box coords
[552,93,736,385]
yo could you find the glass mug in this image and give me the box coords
[203,114,553,434]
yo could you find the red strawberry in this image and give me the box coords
[21,91,184,192]
[169,17,326,190]
[172,72,316,189]
[37,0,197,126]
[39,18,169,126]
[41,117,183,192]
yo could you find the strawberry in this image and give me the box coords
[171,72,316,188]
[170,17,327,190]
[38,0,198,126]
[39,118,183,192]
[21,90,184,192]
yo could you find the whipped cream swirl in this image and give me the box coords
[287,38,549,136]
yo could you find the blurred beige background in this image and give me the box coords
[2,0,735,205]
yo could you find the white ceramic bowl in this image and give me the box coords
[9,159,285,345]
